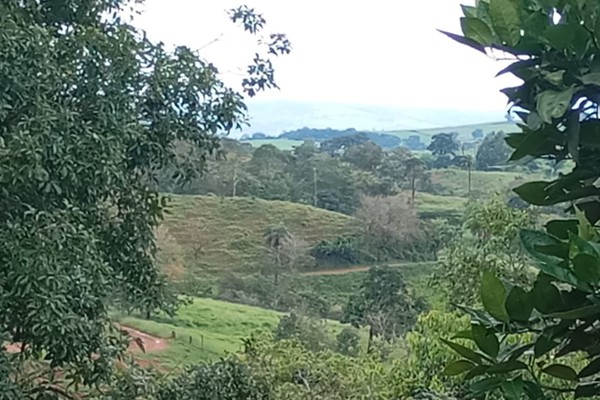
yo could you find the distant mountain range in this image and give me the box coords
[237,100,509,138]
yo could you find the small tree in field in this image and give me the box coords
[342,266,425,352]
[263,224,292,284]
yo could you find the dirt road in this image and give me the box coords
[3,325,168,354]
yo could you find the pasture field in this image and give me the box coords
[114,297,364,367]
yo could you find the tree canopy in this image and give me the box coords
[0,0,289,396]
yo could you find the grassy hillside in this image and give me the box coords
[158,195,357,275]
[414,192,467,219]
[114,297,360,367]
[429,169,532,198]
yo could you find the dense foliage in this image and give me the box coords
[0,0,289,397]
[443,0,600,398]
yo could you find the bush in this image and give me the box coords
[311,236,364,266]
[335,327,361,357]
[391,311,470,398]
[157,358,271,400]
[274,312,333,352]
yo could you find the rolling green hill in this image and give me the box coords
[158,195,358,276]
[429,169,533,198]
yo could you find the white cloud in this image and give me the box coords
[134,0,519,112]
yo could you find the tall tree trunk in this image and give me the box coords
[367,326,374,354]
[232,162,238,197]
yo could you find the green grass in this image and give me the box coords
[429,169,535,198]
[114,297,360,367]
[414,192,467,219]
[241,139,306,150]
[159,195,357,275]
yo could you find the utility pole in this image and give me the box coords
[313,166,318,207]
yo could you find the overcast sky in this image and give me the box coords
[134,0,518,113]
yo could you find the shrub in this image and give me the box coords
[274,312,333,352]
[335,327,361,357]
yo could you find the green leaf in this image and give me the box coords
[542,364,579,381]
[489,0,522,46]
[513,181,552,205]
[531,275,562,314]
[461,4,478,18]
[576,206,600,241]
[470,377,503,396]
[461,17,495,45]
[545,24,575,49]
[481,270,509,322]
[534,333,559,357]
[576,382,600,398]
[581,72,600,86]
[465,365,489,380]
[441,339,483,364]
[578,357,600,378]
[472,324,499,358]
[546,220,578,240]
[502,378,526,399]
[505,286,533,322]
[546,304,600,320]
[573,254,600,285]
[443,360,476,376]
[453,329,474,340]
[438,29,487,54]
[536,87,576,124]
[487,360,528,374]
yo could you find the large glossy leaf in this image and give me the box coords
[443,360,476,376]
[578,357,600,378]
[481,270,509,322]
[470,377,503,396]
[505,286,533,322]
[489,0,522,46]
[545,24,575,49]
[472,324,499,358]
[461,17,495,45]
[487,360,528,374]
[441,339,483,364]
[438,29,487,54]
[513,181,552,205]
[536,87,576,123]
[573,253,600,285]
[546,304,600,320]
[542,364,579,381]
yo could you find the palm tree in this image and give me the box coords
[263,224,291,284]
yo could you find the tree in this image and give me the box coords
[427,133,460,157]
[263,224,292,284]
[354,195,421,261]
[471,129,484,140]
[442,1,600,398]
[0,0,289,396]
[320,133,370,156]
[474,131,512,171]
[342,266,425,352]
[342,141,384,172]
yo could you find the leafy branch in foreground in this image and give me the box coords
[444,0,600,398]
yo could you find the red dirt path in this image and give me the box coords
[3,325,168,355]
